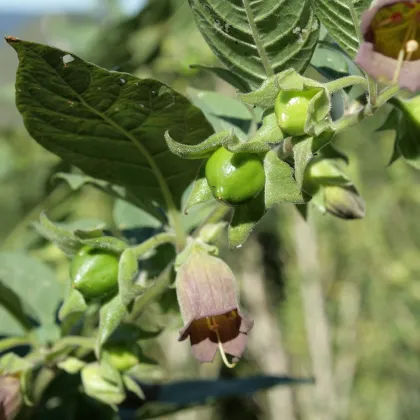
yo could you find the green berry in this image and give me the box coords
[70,246,119,300]
[274,89,318,136]
[205,147,265,206]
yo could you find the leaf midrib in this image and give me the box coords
[242,0,274,78]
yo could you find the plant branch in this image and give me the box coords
[131,232,177,258]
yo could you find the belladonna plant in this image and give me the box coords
[355,0,420,91]
[175,242,253,368]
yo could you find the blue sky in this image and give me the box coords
[0,0,145,14]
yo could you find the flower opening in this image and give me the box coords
[356,0,420,91]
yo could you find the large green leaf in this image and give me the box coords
[188,0,319,87]
[312,0,372,57]
[0,253,63,334]
[7,37,213,211]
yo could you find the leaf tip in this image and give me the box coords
[4,35,20,44]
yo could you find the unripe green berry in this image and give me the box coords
[274,89,318,136]
[70,246,119,300]
[205,147,265,206]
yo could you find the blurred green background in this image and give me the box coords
[1,1,420,419]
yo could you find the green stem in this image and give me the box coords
[0,336,33,352]
[131,232,177,258]
[243,0,273,78]
[334,85,400,133]
[366,76,378,107]
[325,76,368,93]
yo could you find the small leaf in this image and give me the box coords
[0,354,32,375]
[228,193,265,249]
[57,357,87,374]
[79,236,128,254]
[97,295,128,355]
[188,0,319,87]
[312,0,371,57]
[189,65,251,93]
[165,129,234,159]
[100,352,124,390]
[58,288,87,321]
[264,151,306,208]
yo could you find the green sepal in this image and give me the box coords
[183,164,214,213]
[238,69,332,137]
[228,193,265,249]
[164,129,234,160]
[264,150,306,209]
[0,353,32,375]
[58,288,87,321]
[96,295,128,356]
[225,111,283,153]
[81,362,126,406]
[118,248,144,307]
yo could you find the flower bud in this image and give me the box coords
[0,375,21,420]
[324,185,365,220]
[175,246,253,366]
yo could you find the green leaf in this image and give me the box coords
[97,295,128,354]
[7,37,213,212]
[228,193,265,249]
[187,88,253,140]
[189,65,251,93]
[188,0,319,88]
[264,151,306,208]
[0,252,63,334]
[312,0,371,57]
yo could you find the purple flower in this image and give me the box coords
[355,0,420,91]
[0,376,21,420]
[176,247,253,366]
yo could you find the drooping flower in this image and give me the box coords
[175,245,253,367]
[0,375,21,420]
[355,0,420,91]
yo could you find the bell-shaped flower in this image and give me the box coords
[355,0,420,91]
[176,245,253,367]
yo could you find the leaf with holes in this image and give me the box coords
[312,0,371,57]
[6,37,214,213]
[188,0,319,88]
